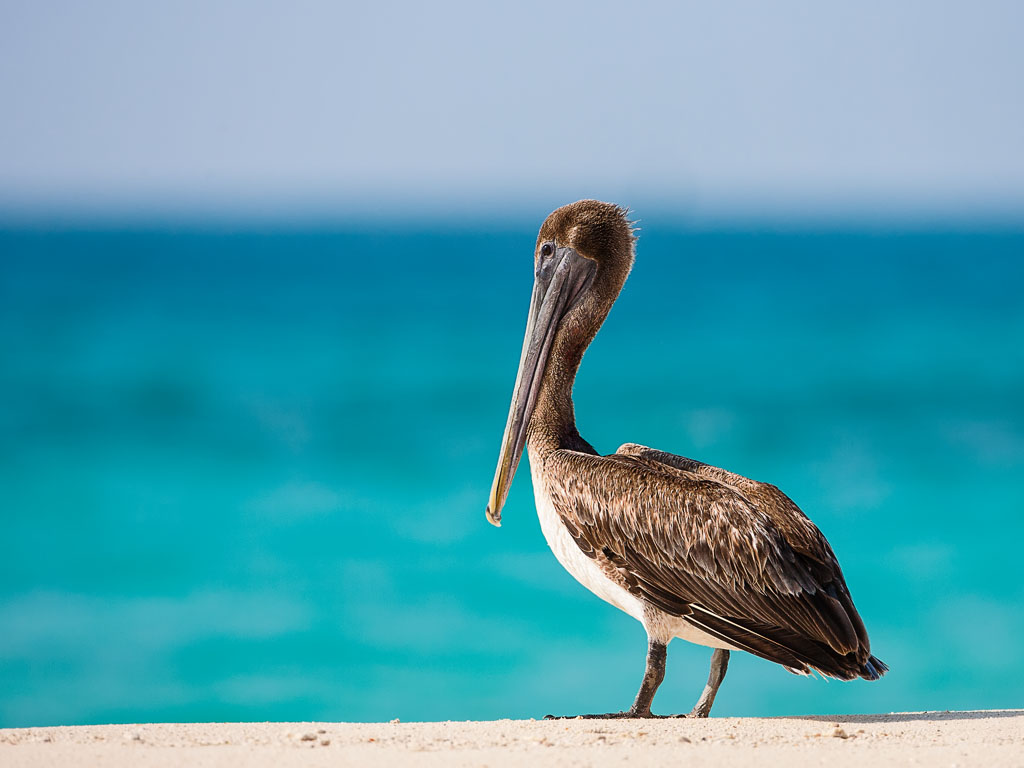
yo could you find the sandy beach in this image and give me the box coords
[2,710,1021,767]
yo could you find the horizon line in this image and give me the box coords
[2,189,1023,232]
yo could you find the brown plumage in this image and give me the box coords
[548,445,884,680]
[486,200,886,718]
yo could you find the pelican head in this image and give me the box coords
[486,200,636,526]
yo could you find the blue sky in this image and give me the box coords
[1,1,1022,220]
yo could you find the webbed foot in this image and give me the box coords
[544,709,660,720]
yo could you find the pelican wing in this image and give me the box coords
[544,444,886,680]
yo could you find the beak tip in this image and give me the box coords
[485,505,502,528]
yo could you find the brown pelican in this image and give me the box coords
[486,200,886,718]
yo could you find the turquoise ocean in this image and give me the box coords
[1,220,1022,726]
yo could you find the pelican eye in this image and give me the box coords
[539,242,555,258]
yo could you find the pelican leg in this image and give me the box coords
[684,649,730,718]
[628,639,667,717]
[544,639,667,719]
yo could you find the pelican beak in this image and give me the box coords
[486,246,597,526]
